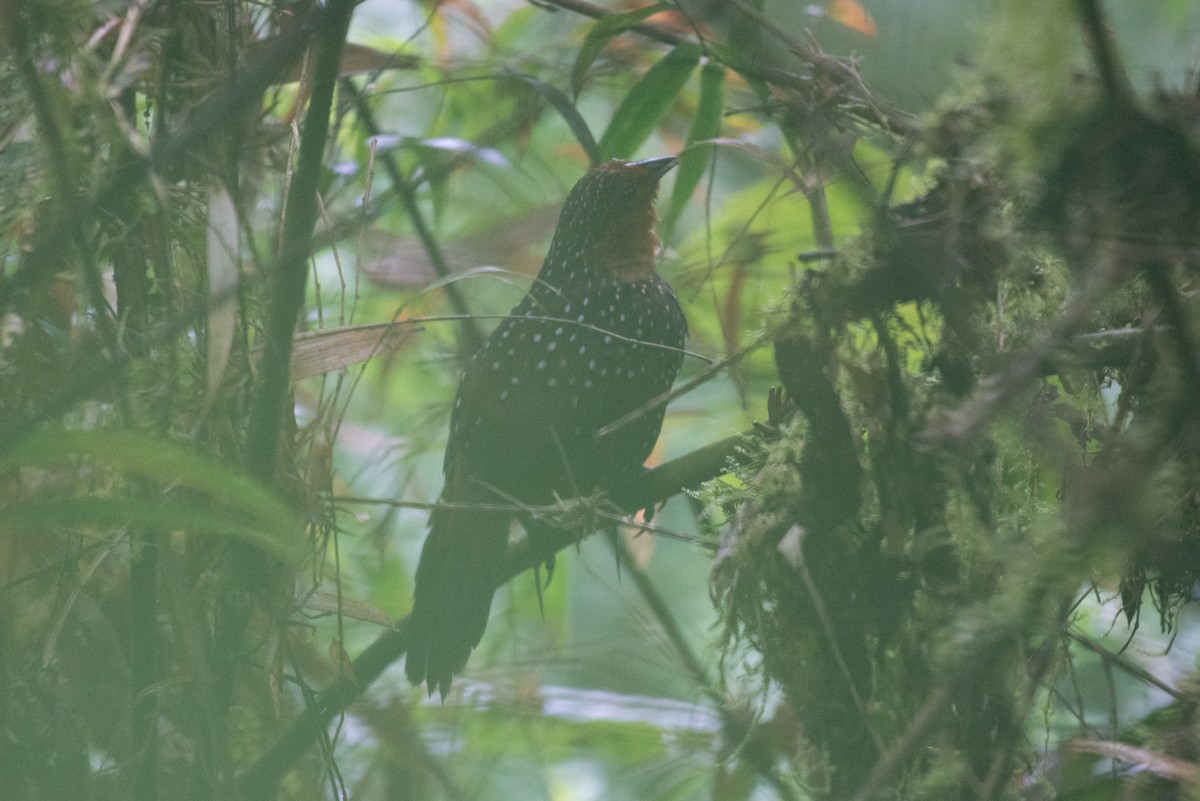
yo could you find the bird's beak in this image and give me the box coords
[630,156,678,180]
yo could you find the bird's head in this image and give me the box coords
[543,157,677,283]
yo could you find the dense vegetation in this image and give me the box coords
[2,1,1199,799]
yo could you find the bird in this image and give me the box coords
[405,157,687,697]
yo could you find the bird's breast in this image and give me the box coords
[444,275,685,492]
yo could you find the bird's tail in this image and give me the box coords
[405,495,509,698]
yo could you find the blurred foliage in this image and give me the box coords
[1,1,1200,800]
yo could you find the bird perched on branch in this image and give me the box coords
[405,157,687,697]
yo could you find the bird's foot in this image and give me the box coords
[608,466,657,522]
[531,554,555,619]
[752,385,796,438]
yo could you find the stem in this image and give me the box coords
[245,2,355,480]
[208,3,357,796]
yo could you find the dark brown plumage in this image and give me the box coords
[405,157,687,697]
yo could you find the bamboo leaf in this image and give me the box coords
[571,2,669,97]
[598,43,701,161]
[0,497,301,564]
[664,60,725,238]
[2,430,302,562]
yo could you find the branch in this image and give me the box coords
[849,686,952,801]
[920,263,1119,447]
[533,0,685,48]
[245,3,355,479]
[1143,262,1200,425]
[1075,0,1132,104]
[532,0,916,136]
[236,429,747,795]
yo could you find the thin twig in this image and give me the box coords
[790,528,886,757]
[849,686,952,801]
[340,79,486,357]
[533,0,915,136]
[1066,628,1184,701]
[598,332,773,439]
[607,531,800,801]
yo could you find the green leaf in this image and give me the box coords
[707,40,771,104]
[2,429,302,563]
[509,73,601,166]
[598,43,701,161]
[664,60,725,239]
[570,2,670,97]
[0,498,300,564]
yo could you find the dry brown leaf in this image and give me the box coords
[289,321,418,381]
